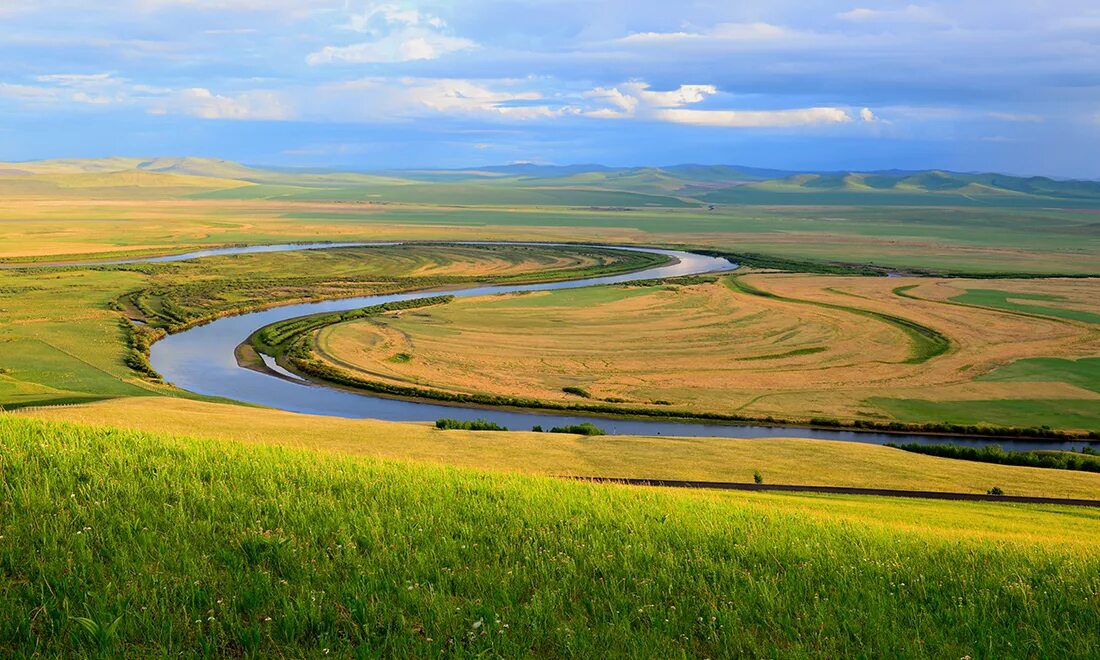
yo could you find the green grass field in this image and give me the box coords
[869,397,1100,431]
[1,158,1099,654]
[950,289,1100,323]
[2,414,1099,657]
[978,357,1100,393]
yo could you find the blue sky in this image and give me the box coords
[1,1,1099,176]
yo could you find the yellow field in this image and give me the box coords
[308,273,1100,429]
[18,397,1100,499]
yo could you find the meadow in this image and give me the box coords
[2,158,1100,655]
[2,198,1099,276]
[0,243,660,409]
[22,398,1100,499]
[299,272,1100,433]
[2,414,1099,657]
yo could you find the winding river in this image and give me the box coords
[36,241,1097,451]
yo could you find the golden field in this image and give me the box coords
[308,273,1100,430]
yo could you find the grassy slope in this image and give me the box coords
[1,414,1099,657]
[20,398,1100,499]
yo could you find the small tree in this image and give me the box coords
[753,470,764,485]
[531,425,543,432]
[987,486,1004,496]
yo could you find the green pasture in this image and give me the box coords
[2,415,1098,656]
[869,397,1100,432]
[978,357,1100,393]
[950,289,1100,323]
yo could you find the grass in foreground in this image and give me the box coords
[2,414,1099,657]
[23,398,1100,499]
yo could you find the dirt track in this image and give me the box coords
[568,476,1100,508]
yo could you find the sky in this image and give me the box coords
[1,1,1099,176]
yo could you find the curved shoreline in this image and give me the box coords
[248,326,1095,447]
[134,241,1100,450]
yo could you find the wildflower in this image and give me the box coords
[264,617,272,622]
[472,619,483,630]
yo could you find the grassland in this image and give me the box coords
[4,158,1100,655]
[2,413,1099,656]
[2,197,1099,275]
[21,398,1100,499]
[3,157,1100,275]
[299,273,1100,433]
[0,244,661,409]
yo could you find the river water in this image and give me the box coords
[130,242,1100,452]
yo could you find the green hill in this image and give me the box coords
[1,157,1099,207]
[1,414,1099,656]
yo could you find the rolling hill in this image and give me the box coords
[1,157,1099,207]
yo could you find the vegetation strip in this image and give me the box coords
[568,477,1100,507]
[888,443,1100,473]
[726,275,951,364]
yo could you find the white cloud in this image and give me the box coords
[860,107,876,122]
[319,77,572,121]
[620,22,800,44]
[309,3,476,64]
[0,72,130,106]
[583,82,717,119]
[307,32,476,64]
[837,5,950,25]
[36,72,115,85]
[150,87,292,120]
[656,107,854,128]
[581,81,858,128]
[0,82,64,101]
[986,111,1044,123]
[343,4,445,32]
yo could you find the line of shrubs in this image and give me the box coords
[545,423,606,436]
[435,419,609,436]
[285,353,1100,442]
[119,319,164,381]
[695,248,1096,279]
[435,418,508,431]
[887,442,1100,473]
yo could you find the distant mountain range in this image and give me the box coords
[1,156,1099,208]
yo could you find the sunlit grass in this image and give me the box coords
[2,414,1099,656]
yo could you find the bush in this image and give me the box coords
[531,425,543,432]
[435,418,508,431]
[753,470,764,485]
[886,442,1100,473]
[987,486,1005,496]
[549,422,606,436]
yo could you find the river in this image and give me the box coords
[126,241,1099,452]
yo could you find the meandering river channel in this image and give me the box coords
[50,241,1097,451]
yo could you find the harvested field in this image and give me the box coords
[309,274,1100,430]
